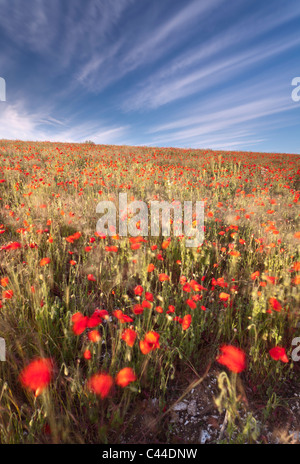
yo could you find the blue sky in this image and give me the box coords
[0,0,299,153]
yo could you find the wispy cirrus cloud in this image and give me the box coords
[145,90,298,149]
[123,27,300,111]
[76,0,224,93]
[0,0,299,153]
[0,102,129,144]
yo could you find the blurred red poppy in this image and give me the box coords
[216,345,246,373]
[121,328,137,347]
[116,367,137,387]
[19,358,53,396]
[87,373,113,398]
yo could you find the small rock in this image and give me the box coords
[170,411,178,423]
[187,400,197,416]
[173,401,187,411]
[200,429,211,444]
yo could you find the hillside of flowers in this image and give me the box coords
[0,140,299,443]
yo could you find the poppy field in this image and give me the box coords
[0,139,299,444]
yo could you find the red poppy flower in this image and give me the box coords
[105,245,118,252]
[161,239,171,249]
[181,314,192,330]
[71,312,88,335]
[116,367,137,387]
[1,277,9,287]
[167,305,175,314]
[179,276,187,285]
[113,310,133,323]
[1,241,22,251]
[268,298,282,312]
[88,330,101,342]
[269,346,289,363]
[142,300,152,309]
[190,280,203,291]
[132,304,144,315]
[121,328,137,347]
[140,331,160,354]
[87,309,103,328]
[183,283,191,292]
[87,373,114,398]
[2,289,13,299]
[159,273,169,282]
[216,345,246,373]
[40,257,51,267]
[145,292,154,302]
[219,292,230,301]
[251,271,260,280]
[83,349,92,360]
[186,299,196,309]
[19,358,53,396]
[66,232,81,243]
[134,285,143,296]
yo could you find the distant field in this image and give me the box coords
[0,140,299,444]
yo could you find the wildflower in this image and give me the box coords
[161,239,171,249]
[179,276,187,285]
[83,349,92,360]
[87,309,103,328]
[158,273,169,282]
[140,331,160,354]
[1,241,22,251]
[66,232,81,243]
[116,367,137,387]
[269,297,282,312]
[40,257,51,267]
[134,285,143,296]
[132,304,144,315]
[71,312,88,335]
[19,358,53,396]
[219,292,230,302]
[186,299,196,309]
[121,328,137,347]
[87,373,114,398]
[142,300,152,309]
[190,280,203,291]
[113,310,133,323]
[2,289,13,299]
[0,277,9,287]
[216,345,246,373]
[182,283,191,292]
[88,330,101,343]
[181,314,192,330]
[105,245,118,252]
[145,292,154,302]
[251,271,260,280]
[155,306,163,313]
[269,346,289,363]
[167,305,175,313]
